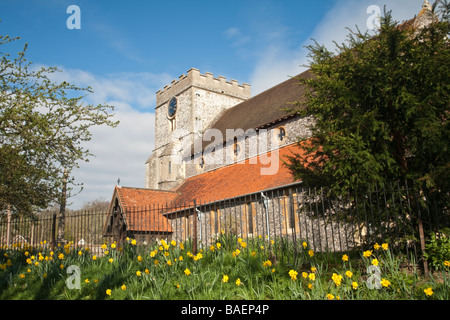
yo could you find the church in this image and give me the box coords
[103,1,438,245]
[103,67,312,244]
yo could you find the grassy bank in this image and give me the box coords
[1,237,448,300]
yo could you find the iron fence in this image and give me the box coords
[1,182,449,268]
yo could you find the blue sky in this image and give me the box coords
[0,0,423,209]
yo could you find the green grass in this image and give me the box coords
[0,237,448,300]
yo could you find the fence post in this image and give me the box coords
[193,200,198,255]
[51,212,56,251]
[6,205,11,247]
[417,209,429,277]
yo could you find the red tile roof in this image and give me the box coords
[107,143,304,232]
[109,186,179,233]
[171,143,303,205]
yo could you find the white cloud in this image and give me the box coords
[248,0,423,95]
[36,66,172,209]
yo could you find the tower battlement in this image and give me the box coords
[156,68,251,108]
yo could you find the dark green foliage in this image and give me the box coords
[286,8,449,197]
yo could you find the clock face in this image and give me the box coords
[168,97,177,118]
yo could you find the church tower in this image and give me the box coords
[145,68,251,190]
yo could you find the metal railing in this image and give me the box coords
[1,182,448,268]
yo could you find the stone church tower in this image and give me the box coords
[145,68,250,190]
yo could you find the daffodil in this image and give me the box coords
[222,275,229,283]
[342,254,349,262]
[236,278,242,286]
[424,287,433,296]
[289,270,298,281]
[106,289,111,296]
[332,273,343,286]
[121,284,126,291]
[184,268,191,276]
[381,278,391,288]
[263,260,272,267]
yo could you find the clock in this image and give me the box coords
[168,97,177,119]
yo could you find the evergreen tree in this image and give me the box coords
[286,7,449,195]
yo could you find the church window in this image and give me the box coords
[233,142,242,159]
[275,126,287,143]
[196,156,205,172]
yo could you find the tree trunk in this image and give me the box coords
[57,168,68,244]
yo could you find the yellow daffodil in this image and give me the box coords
[106,289,111,296]
[222,275,229,283]
[382,243,388,250]
[352,281,358,290]
[263,260,272,267]
[121,284,126,291]
[424,287,433,296]
[289,270,298,281]
[381,278,391,288]
[342,254,349,262]
[236,278,242,286]
[332,273,343,286]
[184,268,191,276]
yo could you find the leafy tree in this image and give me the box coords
[286,7,449,196]
[0,33,119,215]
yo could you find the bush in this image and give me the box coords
[424,229,450,270]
